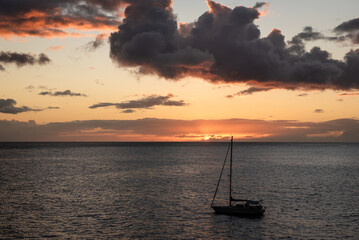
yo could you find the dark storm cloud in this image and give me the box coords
[109,0,359,90]
[0,118,358,142]
[109,0,213,79]
[334,18,359,44]
[0,64,4,71]
[85,34,107,51]
[39,90,87,97]
[0,0,126,37]
[89,94,187,112]
[0,99,42,114]
[0,51,51,68]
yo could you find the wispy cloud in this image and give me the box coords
[39,90,87,97]
[46,46,63,52]
[227,87,273,98]
[95,79,104,86]
[292,20,359,45]
[253,2,268,9]
[290,26,334,43]
[85,33,108,51]
[314,109,324,113]
[338,92,359,96]
[25,85,35,90]
[122,109,135,113]
[89,94,187,113]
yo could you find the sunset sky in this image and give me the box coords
[1,0,359,141]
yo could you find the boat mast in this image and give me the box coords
[211,140,231,207]
[229,136,233,206]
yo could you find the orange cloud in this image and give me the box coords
[258,3,270,17]
[46,46,63,51]
[207,0,231,14]
[0,1,121,38]
[0,15,119,38]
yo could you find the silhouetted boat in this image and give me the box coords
[211,136,265,217]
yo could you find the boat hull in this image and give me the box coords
[212,206,265,217]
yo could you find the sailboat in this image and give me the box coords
[211,136,266,217]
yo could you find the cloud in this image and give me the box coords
[89,94,187,112]
[334,18,359,44]
[39,90,87,97]
[109,0,359,90]
[95,79,104,86]
[0,64,4,71]
[109,0,213,79]
[338,92,359,96]
[46,46,63,51]
[227,86,273,98]
[0,98,42,114]
[289,26,346,44]
[290,26,327,42]
[0,0,125,38]
[175,134,230,141]
[314,109,324,113]
[253,2,267,9]
[0,118,358,142]
[0,51,51,69]
[25,85,35,92]
[334,18,359,32]
[297,93,308,97]
[122,109,135,113]
[27,85,57,93]
[85,33,108,51]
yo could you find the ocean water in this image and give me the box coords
[0,142,358,239]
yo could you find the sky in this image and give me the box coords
[0,0,359,142]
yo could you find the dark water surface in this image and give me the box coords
[0,142,358,239]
